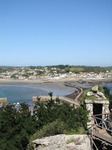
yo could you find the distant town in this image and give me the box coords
[0,65,112,81]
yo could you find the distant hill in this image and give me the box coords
[46,65,112,73]
[0,65,112,74]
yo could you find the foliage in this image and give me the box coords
[69,67,84,73]
[27,119,66,150]
[103,86,112,111]
[103,86,110,99]
[45,65,112,73]
[28,99,88,150]
[80,85,105,103]
[0,97,88,150]
[65,67,70,73]
[0,66,112,76]
[33,119,65,139]
[80,89,90,104]
[66,138,76,144]
[0,103,36,150]
[11,74,18,79]
[33,98,88,135]
[110,95,112,112]
[48,91,53,100]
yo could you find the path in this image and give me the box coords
[74,87,83,102]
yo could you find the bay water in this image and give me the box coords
[0,83,75,105]
[0,82,112,105]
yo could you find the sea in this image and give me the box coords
[0,83,75,105]
[102,82,112,95]
[0,82,112,106]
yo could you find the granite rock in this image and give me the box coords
[33,134,91,150]
[91,85,98,92]
[87,92,94,96]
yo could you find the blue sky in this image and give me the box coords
[0,0,112,66]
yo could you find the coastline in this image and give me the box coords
[0,78,112,99]
[0,78,112,91]
[0,77,112,84]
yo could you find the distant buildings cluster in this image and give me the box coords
[0,66,112,81]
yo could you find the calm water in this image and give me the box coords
[0,82,112,105]
[0,83,75,104]
[102,82,112,95]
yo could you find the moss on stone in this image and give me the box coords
[80,85,108,104]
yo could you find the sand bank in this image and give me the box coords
[0,77,112,86]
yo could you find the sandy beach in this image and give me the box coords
[0,77,112,95]
[0,77,112,84]
[0,77,112,88]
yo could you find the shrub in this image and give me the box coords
[27,119,66,150]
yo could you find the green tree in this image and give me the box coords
[36,96,40,102]
[48,91,53,100]
[0,98,89,150]
[103,86,110,99]
[33,99,88,134]
[0,103,36,150]
[27,119,66,150]
[103,86,112,111]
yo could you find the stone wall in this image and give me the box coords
[33,134,91,150]
[85,85,110,128]
[85,99,110,128]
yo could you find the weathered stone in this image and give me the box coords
[97,92,106,99]
[91,85,98,92]
[97,91,104,97]
[85,85,110,130]
[103,104,110,114]
[94,94,101,99]
[33,134,91,150]
[87,91,94,96]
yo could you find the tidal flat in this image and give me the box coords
[0,78,112,104]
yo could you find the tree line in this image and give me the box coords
[0,97,88,150]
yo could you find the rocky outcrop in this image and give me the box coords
[91,85,98,93]
[87,85,106,100]
[33,134,91,150]
[87,92,94,97]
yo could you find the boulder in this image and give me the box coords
[87,92,94,96]
[94,94,100,99]
[97,92,106,99]
[92,85,98,93]
[33,134,91,150]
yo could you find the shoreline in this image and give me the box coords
[0,78,112,98]
[0,78,112,92]
[0,77,112,84]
